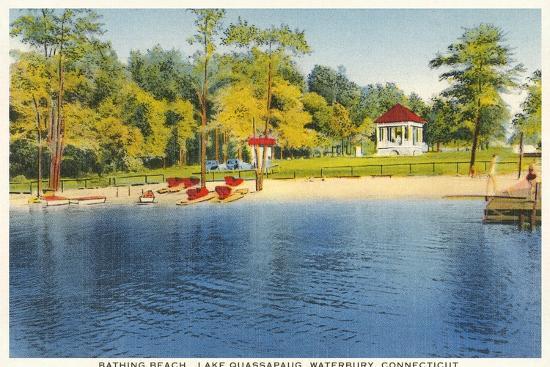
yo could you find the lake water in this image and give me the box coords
[9,199,540,357]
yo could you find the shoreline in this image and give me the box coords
[9,174,527,208]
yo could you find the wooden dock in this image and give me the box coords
[483,183,541,227]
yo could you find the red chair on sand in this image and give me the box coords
[186,187,209,201]
[224,176,244,187]
[215,186,232,200]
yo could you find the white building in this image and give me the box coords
[375,103,427,156]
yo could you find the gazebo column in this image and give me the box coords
[401,125,405,145]
[419,126,423,144]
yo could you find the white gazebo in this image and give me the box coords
[374,103,427,156]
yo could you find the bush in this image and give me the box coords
[11,175,27,183]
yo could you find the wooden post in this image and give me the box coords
[432,162,435,173]
[145,175,148,184]
[456,162,459,174]
[116,187,119,197]
[518,212,524,230]
[380,165,383,175]
[409,164,412,174]
[530,183,539,230]
[61,180,64,192]
[128,185,130,197]
[518,132,524,179]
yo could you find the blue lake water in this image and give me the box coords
[9,199,540,358]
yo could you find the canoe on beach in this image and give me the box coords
[69,195,107,205]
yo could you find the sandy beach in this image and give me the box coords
[9,174,527,207]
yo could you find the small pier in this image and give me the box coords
[484,183,541,228]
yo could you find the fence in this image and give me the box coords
[9,160,529,194]
[317,160,520,178]
[9,173,166,195]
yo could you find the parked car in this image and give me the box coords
[226,159,253,170]
[206,160,219,171]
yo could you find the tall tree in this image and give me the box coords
[11,9,106,191]
[224,19,310,190]
[307,65,361,110]
[188,9,225,188]
[512,70,541,146]
[430,24,524,176]
[9,52,53,194]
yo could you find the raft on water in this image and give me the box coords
[483,183,541,225]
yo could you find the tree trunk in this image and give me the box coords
[469,107,482,177]
[199,25,209,189]
[215,127,219,162]
[518,132,524,179]
[200,108,207,188]
[32,95,43,196]
[179,148,186,166]
[436,142,440,152]
[280,147,283,160]
[257,54,274,192]
[222,132,228,163]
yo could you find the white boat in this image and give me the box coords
[43,196,70,206]
[69,195,107,205]
[138,190,156,204]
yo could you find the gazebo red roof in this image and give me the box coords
[248,137,276,146]
[375,103,426,124]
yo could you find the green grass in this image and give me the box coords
[10,148,539,194]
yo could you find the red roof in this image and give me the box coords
[248,137,276,146]
[375,103,426,124]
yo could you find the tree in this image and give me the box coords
[307,65,360,109]
[327,103,355,154]
[165,98,196,166]
[214,81,263,159]
[188,9,225,189]
[128,45,195,103]
[271,80,314,158]
[11,9,106,191]
[224,19,310,190]
[430,24,524,176]
[424,97,461,151]
[350,83,407,125]
[512,70,541,146]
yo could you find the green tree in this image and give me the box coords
[9,52,53,193]
[430,24,524,176]
[224,19,310,190]
[11,9,106,191]
[128,45,195,103]
[188,9,225,188]
[307,65,360,109]
[512,70,541,146]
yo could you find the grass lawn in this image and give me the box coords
[10,147,538,193]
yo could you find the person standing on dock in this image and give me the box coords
[486,154,498,195]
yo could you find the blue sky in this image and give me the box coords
[10,8,541,111]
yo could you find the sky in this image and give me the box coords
[10,8,541,115]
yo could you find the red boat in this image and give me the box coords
[186,187,210,200]
[224,176,244,187]
[159,177,200,193]
[215,186,232,200]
